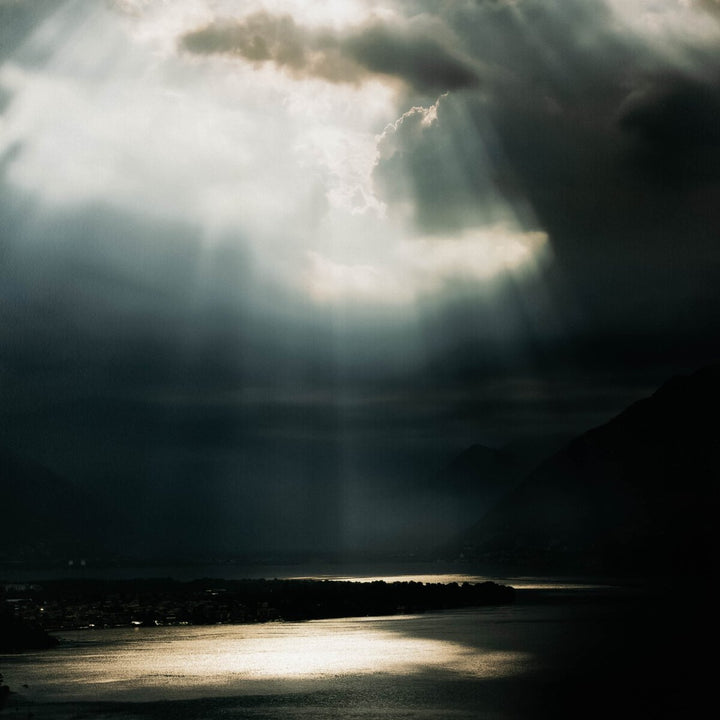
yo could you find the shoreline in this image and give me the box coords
[1,583,709,720]
[2,577,515,636]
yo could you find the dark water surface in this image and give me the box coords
[1,577,710,719]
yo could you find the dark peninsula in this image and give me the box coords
[0,607,58,652]
[3,577,515,633]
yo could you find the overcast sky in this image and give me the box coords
[2,0,719,557]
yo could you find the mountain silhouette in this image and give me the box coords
[388,443,530,554]
[455,364,719,575]
[0,446,115,564]
[437,444,517,497]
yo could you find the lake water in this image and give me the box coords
[0,576,710,720]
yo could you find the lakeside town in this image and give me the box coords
[1,577,515,646]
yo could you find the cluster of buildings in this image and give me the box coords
[1,583,278,631]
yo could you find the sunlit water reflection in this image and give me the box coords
[2,577,679,720]
[2,612,532,703]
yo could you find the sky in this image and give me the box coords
[1,0,719,559]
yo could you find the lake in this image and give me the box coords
[0,575,710,719]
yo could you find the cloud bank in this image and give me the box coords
[1,0,720,556]
[180,11,482,92]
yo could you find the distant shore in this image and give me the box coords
[2,577,515,636]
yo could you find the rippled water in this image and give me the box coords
[2,610,534,704]
[1,579,706,719]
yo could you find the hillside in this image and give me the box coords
[0,447,114,565]
[455,365,719,575]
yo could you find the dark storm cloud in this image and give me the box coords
[179,11,481,92]
[366,0,720,345]
[696,0,720,19]
[343,20,481,92]
[398,0,720,206]
[180,12,363,84]
[374,96,510,231]
[618,73,720,186]
[3,0,720,561]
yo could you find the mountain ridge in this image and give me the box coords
[453,364,719,574]
[0,445,116,564]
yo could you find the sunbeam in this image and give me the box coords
[0,0,550,319]
[1,0,719,561]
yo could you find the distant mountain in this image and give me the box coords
[454,364,719,575]
[387,443,530,555]
[0,446,115,564]
[433,443,519,497]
